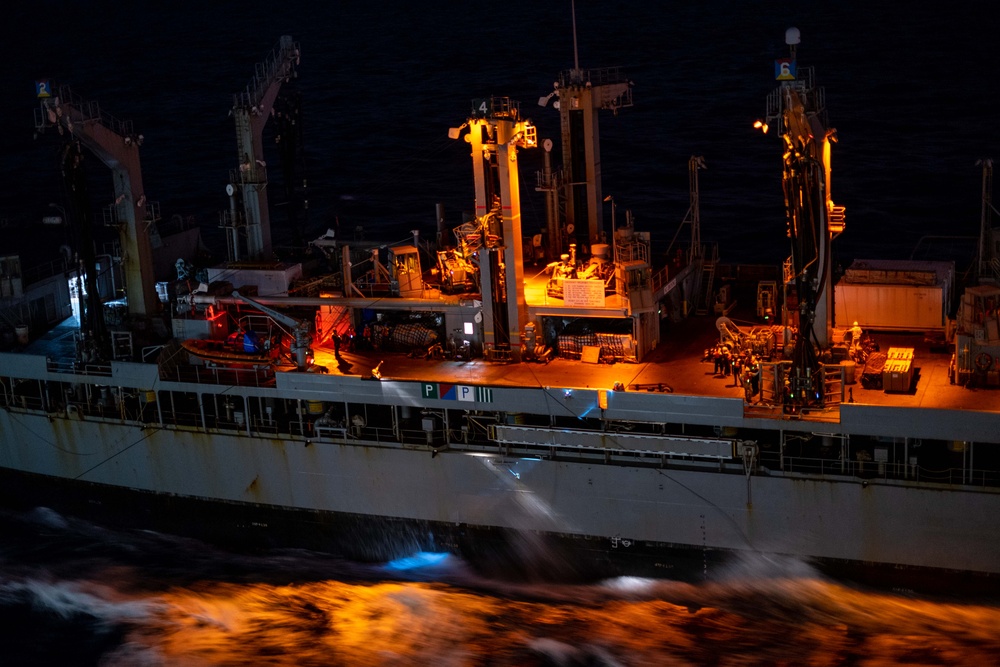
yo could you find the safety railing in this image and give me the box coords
[781,455,1000,489]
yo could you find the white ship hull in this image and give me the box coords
[3,355,998,585]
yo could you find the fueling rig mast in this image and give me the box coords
[760,28,846,411]
[449,98,537,359]
[536,4,633,261]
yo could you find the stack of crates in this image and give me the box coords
[882,347,914,392]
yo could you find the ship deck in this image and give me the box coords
[19,302,1000,424]
[311,311,1000,422]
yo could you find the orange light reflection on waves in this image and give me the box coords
[118,576,1000,666]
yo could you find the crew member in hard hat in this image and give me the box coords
[849,321,863,357]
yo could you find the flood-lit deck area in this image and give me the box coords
[310,311,1000,420]
[522,269,629,317]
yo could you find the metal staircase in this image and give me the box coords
[695,246,718,315]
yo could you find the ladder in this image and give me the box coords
[695,260,716,315]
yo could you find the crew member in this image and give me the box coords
[849,321,863,356]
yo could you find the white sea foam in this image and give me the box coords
[0,577,159,624]
[28,506,69,530]
[527,638,625,667]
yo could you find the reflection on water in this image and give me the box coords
[2,508,999,666]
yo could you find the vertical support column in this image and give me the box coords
[468,119,497,349]
[969,441,975,485]
[242,395,250,436]
[542,141,561,261]
[559,87,604,248]
[200,392,208,433]
[779,429,786,472]
[904,437,909,480]
[496,139,527,357]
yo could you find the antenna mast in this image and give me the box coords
[571,0,580,74]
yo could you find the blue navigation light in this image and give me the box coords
[386,551,450,571]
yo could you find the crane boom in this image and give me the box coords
[225,36,301,261]
[35,86,159,319]
[232,291,312,369]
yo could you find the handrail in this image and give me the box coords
[780,455,1000,489]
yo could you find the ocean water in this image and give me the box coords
[2,2,1000,664]
[2,507,999,666]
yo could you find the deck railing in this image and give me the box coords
[4,378,998,492]
[780,455,1000,489]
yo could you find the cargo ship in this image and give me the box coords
[2,31,998,592]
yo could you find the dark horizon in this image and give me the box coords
[2,2,997,267]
